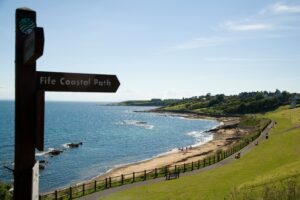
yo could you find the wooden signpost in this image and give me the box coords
[15,8,120,200]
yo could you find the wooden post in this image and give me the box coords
[55,190,58,200]
[183,163,186,172]
[175,165,177,173]
[132,172,135,183]
[14,8,38,200]
[198,160,200,169]
[144,170,147,181]
[192,162,194,170]
[209,157,211,165]
[94,180,97,191]
[121,174,124,185]
[105,178,108,188]
[69,187,72,200]
[155,168,157,178]
[203,159,206,167]
[82,184,85,196]
[109,177,112,188]
[165,166,168,176]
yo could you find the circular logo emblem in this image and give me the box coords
[18,18,36,34]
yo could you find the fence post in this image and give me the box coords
[198,160,200,169]
[183,163,186,172]
[155,168,157,178]
[94,180,97,191]
[121,174,124,185]
[208,157,211,165]
[132,172,135,183]
[109,177,112,188]
[144,170,147,181]
[214,155,216,163]
[175,165,177,173]
[82,184,85,196]
[69,187,72,200]
[39,195,42,200]
[54,190,58,200]
[192,162,194,171]
[203,159,206,167]
[165,166,168,176]
[105,178,108,188]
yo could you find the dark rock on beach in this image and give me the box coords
[39,164,45,170]
[39,160,48,164]
[48,149,63,156]
[67,142,83,148]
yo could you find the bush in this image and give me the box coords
[0,182,12,200]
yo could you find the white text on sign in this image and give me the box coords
[39,76,112,87]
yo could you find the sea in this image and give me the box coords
[0,100,219,193]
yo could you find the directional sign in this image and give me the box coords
[23,27,44,65]
[15,8,120,200]
[36,71,120,92]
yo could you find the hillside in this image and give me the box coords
[117,90,299,115]
[159,90,299,115]
[100,106,300,200]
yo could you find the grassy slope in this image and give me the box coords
[100,106,300,200]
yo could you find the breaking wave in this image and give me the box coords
[186,131,213,147]
[117,120,154,129]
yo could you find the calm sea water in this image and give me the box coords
[0,101,219,192]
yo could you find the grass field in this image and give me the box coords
[100,106,300,200]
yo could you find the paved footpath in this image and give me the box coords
[78,121,274,200]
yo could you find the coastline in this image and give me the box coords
[89,112,243,182]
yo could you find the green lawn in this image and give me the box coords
[100,106,300,200]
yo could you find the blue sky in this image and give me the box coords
[0,0,300,102]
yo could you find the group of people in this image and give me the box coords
[178,145,193,152]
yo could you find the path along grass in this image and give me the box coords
[100,106,300,200]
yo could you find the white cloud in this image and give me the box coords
[203,57,287,62]
[270,3,300,14]
[225,21,273,31]
[173,37,229,50]
[224,3,300,32]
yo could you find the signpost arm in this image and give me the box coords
[14,8,37,200]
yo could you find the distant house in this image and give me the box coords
[290,94,300,108]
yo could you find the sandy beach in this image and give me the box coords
[92,114,247,180]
